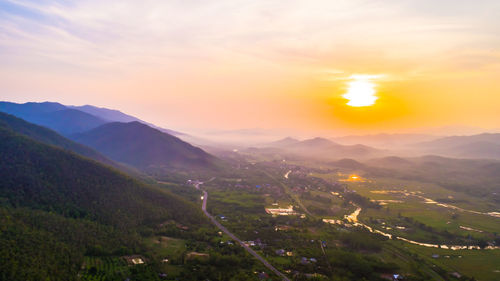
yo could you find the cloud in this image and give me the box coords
[2,0,498,75]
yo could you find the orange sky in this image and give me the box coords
[1,0,499,136]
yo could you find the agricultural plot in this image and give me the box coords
[80,256,129,281]
[395,241,500,281]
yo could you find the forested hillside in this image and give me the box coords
[0,112,113,164]
[0,125,207,280]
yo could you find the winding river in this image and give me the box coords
[324,207,500,250]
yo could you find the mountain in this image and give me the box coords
[72,121,219,171]
[0,122,206,280]
[0,101,66,115]
[69,104,140,122]
[264,137,300,147]
[329,158,366,170]
[333,133,438,149]
[419,133,500,147]
[69,104,183,136]
[0,102,107,136]
[365,156,412,167]
[362,155,500,197]
[0,112,147,177]
[0,101,183,137]
[416,133,500,159]
[263,137,382,160]
[289,137,336,149]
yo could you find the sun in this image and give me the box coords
[342,76,378,107]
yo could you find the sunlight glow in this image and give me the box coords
[343,76,378,107]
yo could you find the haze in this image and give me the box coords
[1,0,500,137]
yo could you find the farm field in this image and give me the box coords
[393,241,500,281]
[80,257,129,281]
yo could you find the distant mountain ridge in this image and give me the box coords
[333,133,438,148]
[264,137,300,147]
[0,101,183,136]
[416,133,500,159]
[69,104,183,136]
[0,102,107,135]
[263,136,382,159]
[0,101,218,172]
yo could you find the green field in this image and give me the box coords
[80,256,129,281]
[393,241,500,281]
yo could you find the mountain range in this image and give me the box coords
[0,101,219,172]
[0,102,107,136]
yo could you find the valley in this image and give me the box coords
[1,102,500,280]
[2,1,500,280]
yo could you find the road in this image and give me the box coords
[201,190,291,281]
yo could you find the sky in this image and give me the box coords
[1,0,499,137]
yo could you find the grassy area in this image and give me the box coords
[314,173,500,240]
[144,236,186,259]
[394,240,500,281]
[361,200,500,241]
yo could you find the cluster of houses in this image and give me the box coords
[186,179,203,188]
[300,257,317,264]
[242,239,265,248]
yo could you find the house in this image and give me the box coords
[244,241,256,247]
[381,274,403,281]
[123,255,146,266]
[258,272,270,279]
[131,258,144,265]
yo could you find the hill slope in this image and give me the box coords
[72,121,219,171]
[0,112,113,165]
[0,124,207,280]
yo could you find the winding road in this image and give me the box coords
[198,186,290,280]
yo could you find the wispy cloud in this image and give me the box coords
[2,0,498,73]
[1,0,499,132]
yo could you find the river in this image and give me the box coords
[324,207,500,250]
